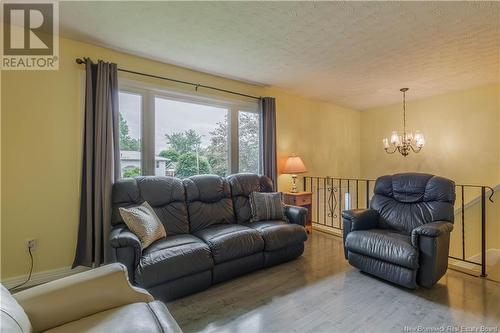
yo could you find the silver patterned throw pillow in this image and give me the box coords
[119,201,166,249]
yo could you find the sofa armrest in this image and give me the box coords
[342,209,379,259]
[412,221,453,288]
[411,221,453,247]
[284,205,307,227]
[14,263,153,332]
[110,225,142,282]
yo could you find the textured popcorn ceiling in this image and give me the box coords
[60,2,500,110]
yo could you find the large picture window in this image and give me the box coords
[118,82,261,178]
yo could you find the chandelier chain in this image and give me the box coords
[403,89,406,137]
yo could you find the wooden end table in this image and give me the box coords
[283,192,313,233]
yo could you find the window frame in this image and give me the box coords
[118,78,262,177]
[117,89,145,177]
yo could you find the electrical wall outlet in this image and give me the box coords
[27,239,37,251]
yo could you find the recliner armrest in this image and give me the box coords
[342,209,379,260]
[284,205,307,227]
[412,221,454,288]
[109,225,142,281]
[14,264,153,332]
[411,221,453,247]
[342,209,379,231]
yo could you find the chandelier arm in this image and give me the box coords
[384,146,398,154]
[410,145,422,153]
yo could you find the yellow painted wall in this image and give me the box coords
[1,37,360,279]
[360,83,500,186]
[270,88,361,192]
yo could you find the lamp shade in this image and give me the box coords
[283,155,307,174]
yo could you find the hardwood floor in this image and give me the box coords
[168,231,500,333]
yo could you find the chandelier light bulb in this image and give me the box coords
[383,138,390,149]
[415,131,425,147]
[390,131,399,145]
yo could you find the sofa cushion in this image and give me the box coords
[45,301,182,333]
[247,221,308,251]
[193,224,264,264]
[227,173,274,223]
[345,229,418,269]
[119,201,166,249]
[112,177,189,235]
[184,175,235,232]
[0,285,32,333]
[136,234,213,288]
[249,192,286,222]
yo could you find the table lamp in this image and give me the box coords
[282,154,307,193]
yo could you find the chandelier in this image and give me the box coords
[383,88,425,157]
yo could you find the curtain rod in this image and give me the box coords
[75,58,262,100]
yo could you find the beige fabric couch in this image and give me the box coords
[1,264,182,333]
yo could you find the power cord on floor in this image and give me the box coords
[8,247,34,292]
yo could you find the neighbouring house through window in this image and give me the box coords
[118,82,261,179]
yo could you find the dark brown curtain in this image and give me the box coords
[261,97,278,190]
[73,59,120,268]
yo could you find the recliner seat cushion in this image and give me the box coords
[247,221,308,251]
[345,229,418,269]
[193,224,264,263]
[136,234,213,288]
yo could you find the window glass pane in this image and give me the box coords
[119,92,142,178]
[155,97,229,178]
[238,111,260,173]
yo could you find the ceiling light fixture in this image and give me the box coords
[383,88,425,157]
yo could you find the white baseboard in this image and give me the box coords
[448,259,481,276]
[467,248,500,266]
[312,223,343,237]
[1,266,90,290]
[448,248,500,276]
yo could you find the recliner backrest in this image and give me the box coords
[184,175,235,232]
[227,173,274,223]
[370,173,456,234]
[112,177,190,235]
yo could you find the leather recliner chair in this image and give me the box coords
[342,173,456,289]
